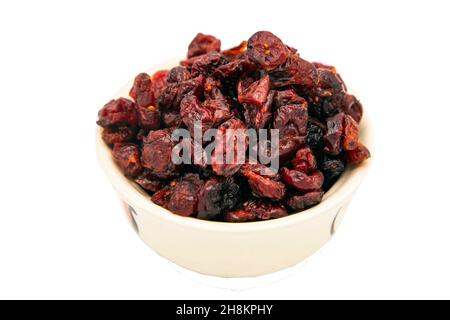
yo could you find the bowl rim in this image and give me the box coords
[96,58,374,233]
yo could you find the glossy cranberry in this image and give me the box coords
[247,31,289,71]
[188,33,221,58]
[281,168,324,192]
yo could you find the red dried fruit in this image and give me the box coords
[324,112,345,155]
[243,171,286,201]
[346,143,371,164]
[222,41,247,57]
[141,129,180,179]
[129,73,154,107]
[281,168,324,192]
[191,51,227,77]
[343,115,359,151]
[341,94,363,123]
[151,70,168,101]
[180,95,214,137]
[197,177,240,220]
[97,98,138,128]
[97,31,371,222]
[291,147,317,173]
[167,66,191,84]
[188,33,221,58]
[137,105,160,130]
[101,126,134,145]
[273,89,304,108]
[152,174,204,217]
[238,75,270,107]
[247,31,289,71]
[286,191,324,211]
[134,170,162,193]
[270,53,318,88]
[212,118,248,177]
[243,90,275,129]
[112,143,142,178]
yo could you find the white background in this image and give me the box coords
[1,0,449,299]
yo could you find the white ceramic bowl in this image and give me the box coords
[96,59,373,278]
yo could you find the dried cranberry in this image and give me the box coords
[97,98,138,128]
[101,126,134,145]
[245,200,288,220]
[286,191,324,211]
[346,144,371,164]
[187,33,221,58]
[224,210,256,222]
[190,52,227,77]
[343,114,359,151]
[243,90,275,129]
[137,105,161,130]
[157,75,205,110]
[162,111,183,128]
[238,75,270,107]
[129,73,154,107]
[247,31,289,71]
[243,171,286,201]
[270,53,318,88]
[180,95,214,137]
[212,118,248,177]
[112,143,142,178]
[281,168,324,192]
[273,89,304,108]
[141,129,180,179]
[321,157,345,190]
[324,112,345,155]
[291,147,317,173]
[151,70,168,101]
[134,170,163,193]
[167,66,191,84]
[341,94,363,123]
[222,41,247,57]
[153,174,204,216]
[197,177,240,220]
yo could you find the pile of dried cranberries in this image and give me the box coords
[97,31,370,222]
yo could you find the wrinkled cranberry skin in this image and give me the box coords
[167,66,191,84]
[281,168,324,192]
[112,143,142,178]
[153,174,204,217]
[238,75,270,107]
[321,158,345,190]
[270,54,318,88]
[244,171,287,201]
[245,201,288,220]
[129,73,153,107]
[197,177,240,220]
[162,111,183,128]
[247,31,289,71]
[151,70,168,101]
[244,90,275,129]
[346,144,371,164]
[141,129,179,179]
[188,33,221,58]
[343,115,359,151]
[102,127,134,145]
[212,118,248,177]
[191,52,227,77]
[137,106,161,130]
[97,98,138,128]
[324,112,345,155]
[341,94,363,123]
[291,147,317,173]
[286,191,324,211]
[180,95,214,137]
[157,75,205,111]
[273,89,304,108]
[134,170,163,193]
